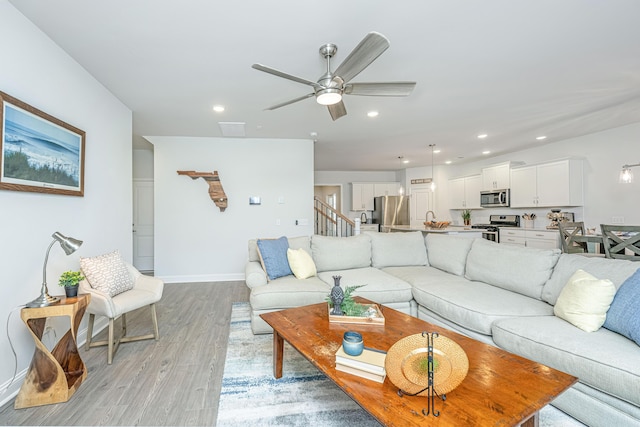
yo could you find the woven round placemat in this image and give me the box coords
[385,333,469,396]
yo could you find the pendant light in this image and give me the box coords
[619,162,639,183]
[429,144,436,191]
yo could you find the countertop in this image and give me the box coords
[385,225,487,233]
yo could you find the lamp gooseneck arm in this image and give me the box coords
[41,239,57,293]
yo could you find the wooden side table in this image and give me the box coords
[14,294,90,409]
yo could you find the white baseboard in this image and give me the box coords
[158,273,244,283]
[0,316,109,409]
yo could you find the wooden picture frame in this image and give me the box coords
[0,91,85,196]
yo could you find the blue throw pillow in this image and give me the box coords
[603,268,640,345]
[257,237,293,281]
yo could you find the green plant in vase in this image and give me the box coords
[58,270,84,298]
[461,209,471,226]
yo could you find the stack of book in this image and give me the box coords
[335,345,387,383]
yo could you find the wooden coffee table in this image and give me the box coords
[260,298,577,427]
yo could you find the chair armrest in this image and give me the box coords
[79,279,116,317]
[245,261,267,288]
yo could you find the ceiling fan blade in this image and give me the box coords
[328,101,347,121]
[334,32,390,84]
[345,82,416,96]
[252,64,320,88]
[265,93,315,110]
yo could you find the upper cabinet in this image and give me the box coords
[510,159,584,208]
[481,162,514,191]
[351,183,375,211]
[448,175,482,209]
[374,182,401,197]
[351,182,401,211]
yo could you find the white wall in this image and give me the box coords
[314,170,400,220]
[148,136,314,282]
[0,0,133,406]
[133,148,154,180]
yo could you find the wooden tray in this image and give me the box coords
[328,303,385,325]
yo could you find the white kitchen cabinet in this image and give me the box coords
[410,189,433,228]
[448,175,481,209]
[351,183,375,211]
[374,182,401,197]
[510,159,583,208]
[482,163,512,191]
[500,228,559,249]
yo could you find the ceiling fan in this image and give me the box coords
[252,32,416,121]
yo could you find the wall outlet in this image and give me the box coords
[611,216,625,224]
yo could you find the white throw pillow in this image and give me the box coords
[80,250,134,297]
[287,248,317,279]
[554,269,616,332]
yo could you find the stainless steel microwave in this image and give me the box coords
[480,189,510,207]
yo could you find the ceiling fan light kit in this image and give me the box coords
[252,32,416,120]
[316,88,342,106]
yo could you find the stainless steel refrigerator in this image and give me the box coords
[372,195,410,226]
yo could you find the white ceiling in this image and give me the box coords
[9,0,640,171]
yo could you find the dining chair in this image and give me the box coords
[600,224,640,261]
[558,221,589,254]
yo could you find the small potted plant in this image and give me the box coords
[461,209,471,226]
[58,270,84,298]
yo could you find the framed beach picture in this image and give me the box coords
[0,91,85,196]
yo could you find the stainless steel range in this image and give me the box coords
[471,214,521,243]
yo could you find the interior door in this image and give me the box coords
[133,180,154,272]
[410,190,432,228]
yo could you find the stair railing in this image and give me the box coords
[314,196,355,237]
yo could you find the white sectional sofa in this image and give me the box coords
[244,232,640,427]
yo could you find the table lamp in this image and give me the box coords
[26,232,83,308]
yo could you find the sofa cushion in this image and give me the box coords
[425,234,473,276]
[317,267,413,304]
[257,237,293,280]
[603,268,640,346]
[542,253,639,305]
[311,234,372,272]
[287,248,317,280]
[553,269,616,332]
[368,231,428,268]
[389,265,554,335]
[493,315,640,408]
[248,236,311,262]
[465,238,560,300]
[249,275,330,311]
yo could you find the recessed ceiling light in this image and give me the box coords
[477,134,488,139]
[433,149,441,154]
[482,150,491,155]
[403,159,409,164]
[367,111,379,118]
[213,105,225,112]
[536,136,547,140]
[445,160,452,165]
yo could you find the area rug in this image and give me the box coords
[216,303,585,426]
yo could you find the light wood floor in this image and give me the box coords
[0,281,250,426]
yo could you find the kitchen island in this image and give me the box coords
[383,225,484,238]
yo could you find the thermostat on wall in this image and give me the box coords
[249,196,261,205]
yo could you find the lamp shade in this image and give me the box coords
[53,231,83,255]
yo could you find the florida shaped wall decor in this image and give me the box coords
[177,170,228,212]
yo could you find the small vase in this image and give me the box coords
[64,286,78,298]
[330,276,344,316]
[464,219,471,226]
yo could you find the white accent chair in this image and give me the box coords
[80,263,163,364]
